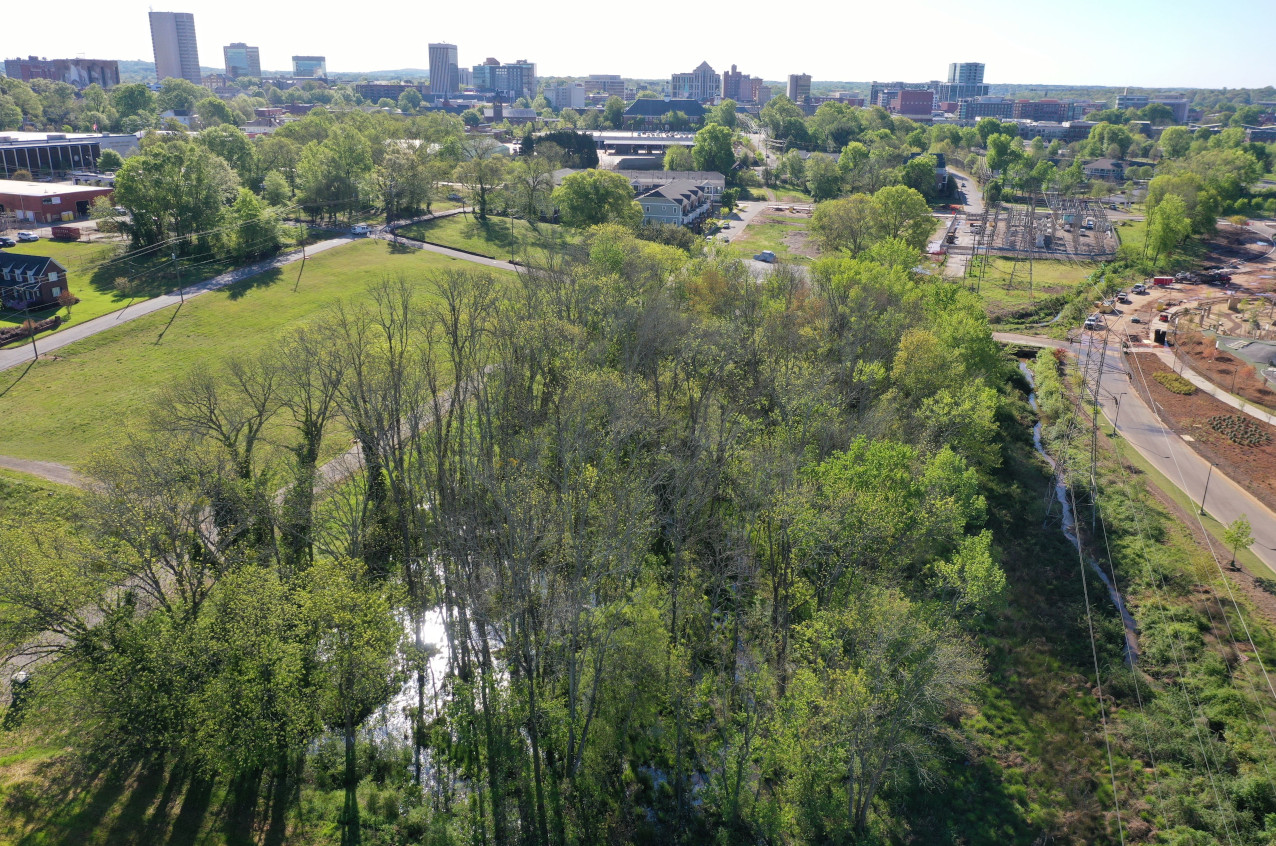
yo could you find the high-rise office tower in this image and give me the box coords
[223,43,261,79]
[292,56,327,78]
[787,73,811,103]
[429,43,459,95]
[149,11,201,83]
[947,62,985,85]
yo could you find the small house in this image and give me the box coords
[0,252,71,311]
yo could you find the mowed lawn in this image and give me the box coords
[1,239,122,346]
[0,239,512,467]
[398,214,583,264]
[725,214,818,265]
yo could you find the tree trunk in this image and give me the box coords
[342,710,360,846]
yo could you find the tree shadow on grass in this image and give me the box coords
[224,267,284,301]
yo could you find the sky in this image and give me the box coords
[3,0,1273,89]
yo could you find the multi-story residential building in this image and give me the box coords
[354,82,426,102]
[756,84,773,104]
[292,56,326,79]
[222,43,260,79]
[3,56,120,89]
[722,65,765,103]
[586,75,625,99]
[1153,98,1190,124]
[1013,99,1067,122]
[670,62,720,102]
[149,11,201,83]
[787,73,812,104]
[957,96,1015,120]
[546,82,585,110]
[429,43,459,95]
[636,180,712,227]
[471,58,537,101]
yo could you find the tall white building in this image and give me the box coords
[947,62,985,85]
[149,11,201,83]
[429,43,459,95]
[671,61,720,102]
[546,82,585,110]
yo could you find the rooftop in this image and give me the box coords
[0,180,114,197]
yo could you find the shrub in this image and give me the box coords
[1153,371,1196,395]
[1207,414,1272,447]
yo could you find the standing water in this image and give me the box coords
[1019,360,1139,665]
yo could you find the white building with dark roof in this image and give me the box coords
[636,180,712,227]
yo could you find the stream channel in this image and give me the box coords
[1019,359,1140,666]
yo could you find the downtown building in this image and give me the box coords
[472,58,537,102]
[671,61,721,102]
[149,11,201,83]
[429,43,460,95]
[292,56,326,78]
[722,65,764,104]
[3,56,120,89]
[223,43,261,79]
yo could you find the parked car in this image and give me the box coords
[447,192,464,201]
[1130,316,1142,324]
[0,236,15,248]
[350,224,370,236]
[16,231,38,242]
[754,250,776,263]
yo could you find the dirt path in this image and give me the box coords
[0,455,84,488]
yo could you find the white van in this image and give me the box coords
[351,224,370,236]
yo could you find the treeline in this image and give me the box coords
[0,226,1024,843]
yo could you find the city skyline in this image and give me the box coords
[1,0,1273,88]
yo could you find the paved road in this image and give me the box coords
[997,331,1276,574]
[944,168,983,279]
[0,237,353,372]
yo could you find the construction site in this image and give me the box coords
[967,193,1118,262]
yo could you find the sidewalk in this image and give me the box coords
[1150,347,1276,426]
[0,237,352,372]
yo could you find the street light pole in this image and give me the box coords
[1199,462,1216,515]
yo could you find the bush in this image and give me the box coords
[1153,371,1196,395]
[1207,414,1272,447]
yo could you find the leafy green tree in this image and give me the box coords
[114,140,240,248]
[110,82,155,122]
[156,77,204,113]
[97,149,124,172]
[898,153,938,199]
[0,95,23,130]
[1137,103,1176,125]
[811,194,875,255]
[262,170,292,206]
[460,107,482,127]
[869,185,935,250]
[719,187,740,215]
[774,588,981,836]
[706,98,738,130]
[552,169,642,228]
[1159,126,1192,159]
[985,133,1021,173]
[256,135,302,189]
[1223,515,1254,567]
[760,94,804,140]
[662,110,691,131]
[230,188,281,259]
[196,96,238,128]
[453,137,507,221]
[804,152,843,201]
[603,95,625,128]
[1147,193,1192,263]
[297,125,374,222]
[198,123,256,183]
[397,87,422,113]
[664,144,695,171]
[693,123,735,175]
[304,558,401,846]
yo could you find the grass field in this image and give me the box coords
[1,240,122,347]
[766,186,814,203]
[0,239,513,467]
[964,256,1100,315]
[726,216,816,265]
[397,214,582,264]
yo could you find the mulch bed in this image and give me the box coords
[1131,354,1276,513]
[1175,332,1276,412]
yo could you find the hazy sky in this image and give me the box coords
[3,0,1272,88]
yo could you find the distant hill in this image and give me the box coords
[118,59,226,83]
[329,69,430,82]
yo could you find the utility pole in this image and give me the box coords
[1199,462,1216,515]
[172,250,184,303]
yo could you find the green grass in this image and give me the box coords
[397,214,582,264]
[964,256,1100,316]
[1,240,121,346]
[767,186,813,203]
[725,217,815,265]
[0,239,513,467]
